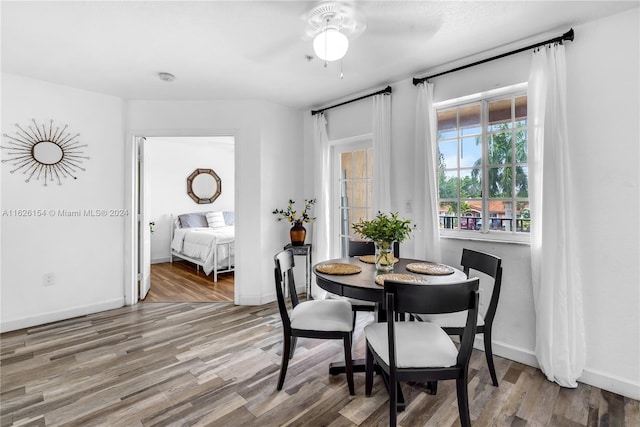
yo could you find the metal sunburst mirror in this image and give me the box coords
[1,119,89,186]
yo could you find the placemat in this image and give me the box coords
[315,263,362,275]
[405,262,455,276]
[358,254,399,265]
[375,273,429,286]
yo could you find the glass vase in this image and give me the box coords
[374,241,395,272]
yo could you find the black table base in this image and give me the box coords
[328,360,406,411]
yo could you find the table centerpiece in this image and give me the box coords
[352,212,413,272]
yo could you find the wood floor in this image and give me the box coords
[1,302,638,427]
[146,261,234,303]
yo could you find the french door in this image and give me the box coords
[332,138,374,257]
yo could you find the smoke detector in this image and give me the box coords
[158,72,176,82]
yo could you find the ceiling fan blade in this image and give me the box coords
[245,37,303,63]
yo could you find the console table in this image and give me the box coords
[283,243,312,300]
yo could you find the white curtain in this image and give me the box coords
[413,82,441,262]
[312,112,331,298]
[372,93,391,213]
[528,44,585,388]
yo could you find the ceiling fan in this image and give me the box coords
[304,1,366,62]
[246,1,438,65]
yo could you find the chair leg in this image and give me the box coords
[365,344,374,396]
[484,330,499,386]
[352,309,357,331]
[343,335,355,395]
[289,336,298,359]
[455,375,472,427]
[426,381,438,395]
[277,335,291,391]
[389,370,397,427]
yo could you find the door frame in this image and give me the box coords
[124,128,239,305]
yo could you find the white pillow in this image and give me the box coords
[206,211,226,229]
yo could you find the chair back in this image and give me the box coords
[461,248,502,325]
[274,249,300,331]
[384,278,479,369]
[348,239,399,257]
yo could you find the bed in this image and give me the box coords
[170,211,235,282]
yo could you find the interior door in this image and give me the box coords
[138,136,151,300]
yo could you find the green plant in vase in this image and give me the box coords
[352,212,413,272]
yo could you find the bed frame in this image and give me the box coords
[170,214,234,282]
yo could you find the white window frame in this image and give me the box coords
[330,134,374,257]
[434,83,530,244]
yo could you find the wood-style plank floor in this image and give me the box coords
[146,261,234,303]
[1,302,638,427]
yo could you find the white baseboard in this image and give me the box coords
[239,288,304,306]
[579,368,640,400]
[0,298,124,333]
[151,257,171,264]
[475,336,540,368]
[237,294,266,305]
[476,336,639,400]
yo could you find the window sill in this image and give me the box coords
[440,231,530,246]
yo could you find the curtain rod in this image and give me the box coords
[413,28,574,86]
[311,85,392,116]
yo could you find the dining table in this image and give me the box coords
[313,256,467,410]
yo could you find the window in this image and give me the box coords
[436,85,529,241]
[332,139,373,257]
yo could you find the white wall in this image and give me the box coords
[259,102,307,298]
[304,9,639,399]
[146,136,235,263]
[1,74,125,331]
[564,9,639,399]
[126,99,304,305]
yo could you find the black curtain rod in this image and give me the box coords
[311,85,392,116]
[413,28,574,86]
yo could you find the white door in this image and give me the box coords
[138,137,151,300]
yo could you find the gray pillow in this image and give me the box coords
[179,213,208,228]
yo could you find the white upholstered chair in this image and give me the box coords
[364,278,480,427]
[417,248,503,386]
[274,249,355,394]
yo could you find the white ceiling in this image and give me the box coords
[2,1,637,110]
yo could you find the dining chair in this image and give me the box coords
[418,248,503,386]
[329,240,402,327]
[347,239,400,258]
[364,278,480,427]
[274,249,355,395]
[349,239,412,322]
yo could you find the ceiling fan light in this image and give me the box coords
[313,27,349,61]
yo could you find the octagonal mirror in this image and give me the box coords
[187,168,221,204]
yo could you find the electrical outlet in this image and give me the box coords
[43,273,55,286]
[404,199,413,213]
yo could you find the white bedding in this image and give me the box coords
[171,226,234,275]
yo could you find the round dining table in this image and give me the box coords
[313,256,467,408]
[314,256,467,318]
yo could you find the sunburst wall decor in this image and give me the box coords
[1,119,89,186]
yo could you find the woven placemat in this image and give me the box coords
[406,262,455,276]
[375,273,429,286]
[358,254,399,265]
[315,263,362,275]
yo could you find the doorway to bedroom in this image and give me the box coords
[141,136,235,303]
